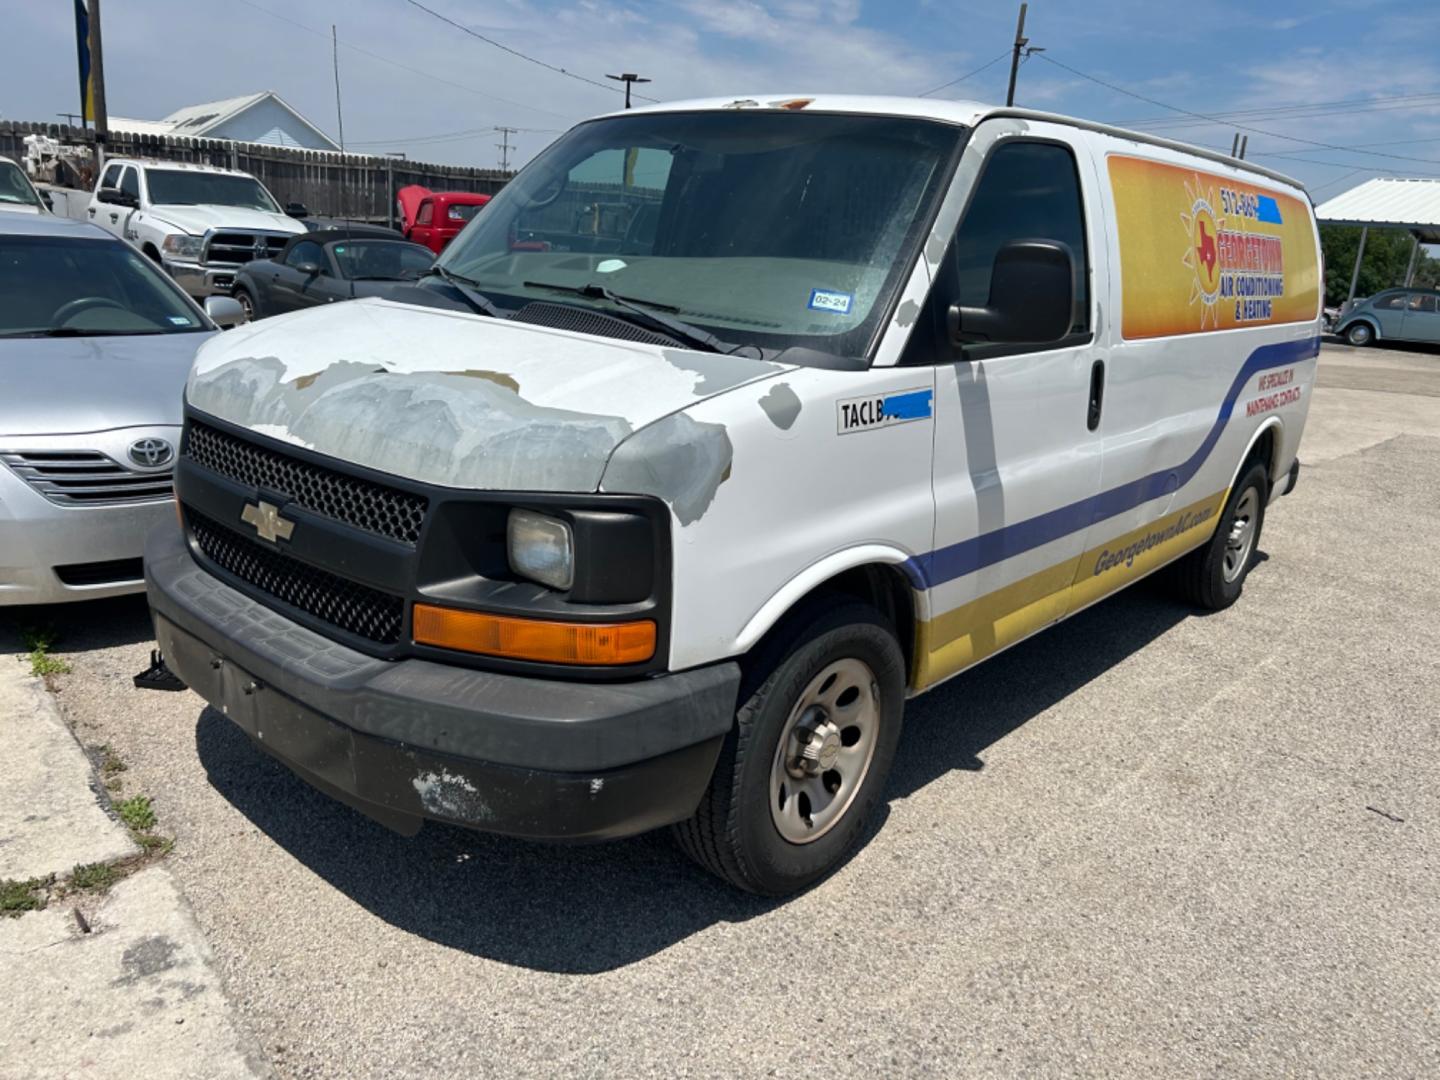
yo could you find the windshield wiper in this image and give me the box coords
[2,327,159,338]
[521,281,732,354]
[420,265,503,317]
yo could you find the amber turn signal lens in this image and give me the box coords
[412,604,656,666]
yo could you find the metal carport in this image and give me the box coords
[1314,177,1440,301]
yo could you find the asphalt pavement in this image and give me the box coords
[3,340,1437,1078]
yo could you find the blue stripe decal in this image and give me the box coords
[905,337,1319,590]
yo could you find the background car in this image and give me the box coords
[1334,287,1440,347]
[230,227,435,320]
[397,184,491,253]
[0,215,241,605]
[0,156,48,215]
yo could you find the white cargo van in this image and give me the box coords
[144,96,1321,894]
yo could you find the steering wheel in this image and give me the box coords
[526,171,568,210]
[52,296,129,325]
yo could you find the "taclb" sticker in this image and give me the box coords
[837,387,934,434]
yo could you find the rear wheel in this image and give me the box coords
[673,602,905,895]
[1171,462,1268,610]
[1345,321,1374,347]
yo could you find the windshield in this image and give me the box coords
[0,161,43,208]
[439,111,963,358]
[145,169,280,212]
[331,240,434,280]
[0,236,207,337]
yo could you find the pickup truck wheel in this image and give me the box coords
[673,602,905,895]
[1171,462,1268,611]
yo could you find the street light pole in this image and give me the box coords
[606,72,652,109]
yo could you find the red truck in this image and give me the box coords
[396,185,491,254]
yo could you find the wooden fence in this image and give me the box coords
[0,120,513,222]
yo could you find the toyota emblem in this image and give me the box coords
[127,437,173,469]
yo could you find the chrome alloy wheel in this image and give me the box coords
[769,657,881,844]
[1223,487,1260,583]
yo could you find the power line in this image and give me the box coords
[917,51,1011,98]
[1112,90,1440,130]
[401,0,657,103]
[233,0,575,124]
[1036,53,1440,167]
[349,125,562,148]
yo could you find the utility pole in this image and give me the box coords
[606,72,651,109]
[1005,4,1028,107]
[83,0,109,172]
[496,127,517,172]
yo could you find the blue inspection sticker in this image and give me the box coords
[808,288,854,315]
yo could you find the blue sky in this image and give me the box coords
[5,0,1440,202]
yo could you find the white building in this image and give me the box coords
[111,91,339,151]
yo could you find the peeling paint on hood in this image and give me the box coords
[186,298,791,493]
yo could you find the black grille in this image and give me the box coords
[510,302,682,347]
[188,509,404,645]
[186,422,427,546]
[54,558,145,586]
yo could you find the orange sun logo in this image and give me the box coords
[1180,177,1225,329]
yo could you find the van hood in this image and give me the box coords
[186,298,789,493]
[1,331,213,438]
[149,204,307,236]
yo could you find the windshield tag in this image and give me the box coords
[167,316,192,325]
[808,289,853,315]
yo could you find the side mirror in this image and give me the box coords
[295,261,322,277]
[204,296,246,329]
[285,202,309,219]
[948,239,1076,347]
[97,186,136,208]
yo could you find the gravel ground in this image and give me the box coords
[4,342,1438,1078]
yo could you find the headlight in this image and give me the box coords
[161,234,203,261]
[507,509,574,591]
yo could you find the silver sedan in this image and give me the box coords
[0,214,241,605]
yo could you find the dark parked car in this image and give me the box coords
[230,227,434,321]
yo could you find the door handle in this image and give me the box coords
[1087,359,1105,431]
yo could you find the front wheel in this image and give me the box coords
[233,287,256,323]
[673,602,905,895]
[1171,462,1269,610]
[1345,321,1374,347]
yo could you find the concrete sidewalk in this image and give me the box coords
[0,659,270,1080]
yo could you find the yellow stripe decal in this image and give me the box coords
[913,490,1228,689]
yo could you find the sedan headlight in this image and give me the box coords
[161,234,204,261]
[507,509,574,591]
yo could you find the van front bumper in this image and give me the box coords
[145,522,738,840]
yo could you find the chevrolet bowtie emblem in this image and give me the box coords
[240,500,295,543]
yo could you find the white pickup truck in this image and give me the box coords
[87,159,308,299]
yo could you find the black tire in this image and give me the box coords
[673,601,906,895]
[1172,462,1269,610]
[233,287,257,323]
[1345,321,1374,347]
